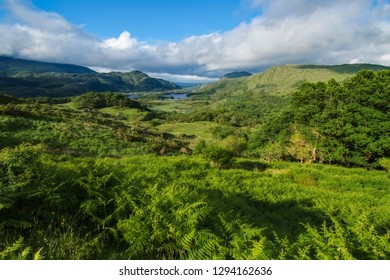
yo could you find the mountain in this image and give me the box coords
[0,56,96,76]
[0,57,180,97]
[199,63,390,98]
[192,63,390,127]
[221,71,252,79]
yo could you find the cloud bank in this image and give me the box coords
[1,0,390,82]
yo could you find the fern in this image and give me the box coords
[118,184,220,259]
[1,219,33,229]
[218,213,268,259]
[0,237,31,260]
[297,218,354,260]
[33,247,44,260]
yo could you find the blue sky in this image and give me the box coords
[1,0,390,82]
[31,0,259,42]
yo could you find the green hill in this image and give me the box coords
[0,57,180,97]
[190,64,390,126]
[0,56,96,76]
[200,63,390,98]
[248,70,390,167]
[221,71,252,79]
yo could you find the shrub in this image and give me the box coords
[203,145,235,168]
[74,92,142,109]
[379,158,390,172]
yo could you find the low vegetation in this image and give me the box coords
[0,67,389,260]
[0,144,389,260]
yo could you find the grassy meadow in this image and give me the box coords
[1,145,389,260]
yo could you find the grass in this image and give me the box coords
[98,107,148,123]
[1,79,389,259]
[155,121,240,143]
[1,147,388,259]
[0,103,185,156]
[147,99,205,113]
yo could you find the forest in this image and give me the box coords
[0,66,389,260]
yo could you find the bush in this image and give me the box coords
[74,92,142,109]
[379,158,390,172]
[203,145,235,168]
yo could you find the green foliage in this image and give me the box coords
[0,145,389,259]
[221,135,247,157]
[210,126,238,139]
[217,213,269,259]
[202,144,236,168]
[250,70,390,167]
[0,102,185,156]
[1,67,390,260]
[379,158,390,172]
[118,184,221,259]
[25,96,71,104]
[74,92,142,109]
[0,93,19,104]
[0,238,32,260]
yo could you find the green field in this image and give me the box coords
[0,146,389,260]
[155,121,240,141]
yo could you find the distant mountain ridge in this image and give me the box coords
[0,56,96,76]
[0,57,180,97]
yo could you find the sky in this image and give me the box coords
[1,0,390,83]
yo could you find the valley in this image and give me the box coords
[0,57,389,260]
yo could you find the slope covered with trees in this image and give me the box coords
[189,64,390,127]
[248,70,390,168]
[0,57,180,97]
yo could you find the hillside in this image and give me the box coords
[0,56,96,76]
[200,63,390,98]
[188,64,390,126]
[0,57,180,97]
[221,71,252,79]
[248,70,390,167]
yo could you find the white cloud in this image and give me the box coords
[146,72,219,84]
[103,31,138,51]
[4,0,77,33]
[1,0,390,81]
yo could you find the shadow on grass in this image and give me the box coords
[200,188,329,240]
[0,134,23,149]
[233,160,269,171]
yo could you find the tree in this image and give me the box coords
[203,145,235,169]
[249,70,390,167]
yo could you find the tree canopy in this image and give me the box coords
[249,70,390,168]
[74,92,142,109]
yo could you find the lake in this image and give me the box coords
[166,93,189,100]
